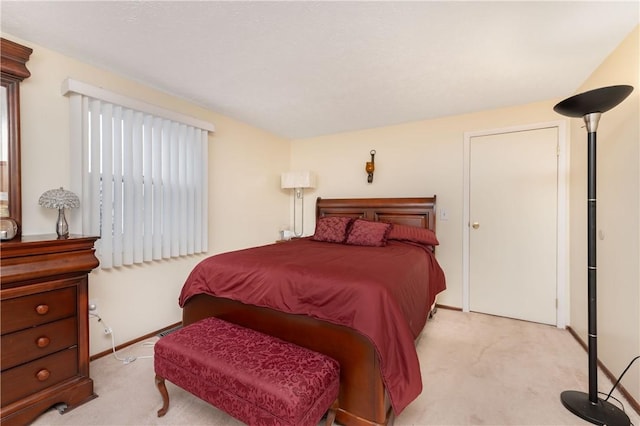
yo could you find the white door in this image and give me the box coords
[468,127,558,325]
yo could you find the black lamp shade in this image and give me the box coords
[553,85,633,117]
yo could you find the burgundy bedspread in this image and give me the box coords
[178,238,446,414]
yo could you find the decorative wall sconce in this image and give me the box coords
[365,150,376,183]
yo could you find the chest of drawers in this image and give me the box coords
[0,235,99,425]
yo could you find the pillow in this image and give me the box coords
[387,223,439,246]
[311,216,353,243]
[345,219,392,247]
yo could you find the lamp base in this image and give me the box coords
[561,390,630,426]
[56,208,69,238]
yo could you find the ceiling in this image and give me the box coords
[1,1,638,139]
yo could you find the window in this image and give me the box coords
[64,79,214,269]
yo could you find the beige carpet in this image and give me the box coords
[33,309,639,426]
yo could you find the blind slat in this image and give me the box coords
[132,111,144,264]
[152,117,163,260]
[122,108,135,265]
[193,129,203,253]
[79,96,91,236]
[88,100,102,237]
[143,114,153,261]
[161,120,172,258]
[112,106,123,267]
[170,122,180,257]
[186,126,195,254]
[100,102,114,269]
[200,131,209,253]
[178,125,188,256]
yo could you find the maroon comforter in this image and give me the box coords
[178,238,446,414]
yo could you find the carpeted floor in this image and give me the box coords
[32,309,639,425]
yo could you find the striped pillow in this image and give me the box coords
[387,223,439,246]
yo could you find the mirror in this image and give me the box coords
[1,38,32,235]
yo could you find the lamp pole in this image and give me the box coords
[553,84,633,426]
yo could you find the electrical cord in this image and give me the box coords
[605,355,640,402]
[89,312,112,335]
[596,392,636,426]
[599,392,624,409]
[89,312,153,364]
[592,354,640,426]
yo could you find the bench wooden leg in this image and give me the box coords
[155,374,170,417]
[325,398,339,426]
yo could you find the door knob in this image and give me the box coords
[472,222,480,229]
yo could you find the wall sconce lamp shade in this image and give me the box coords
[38,187,80,238]
[281,171,316,237]
[554,85,633,426]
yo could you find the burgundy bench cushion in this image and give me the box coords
[154,316,339,426]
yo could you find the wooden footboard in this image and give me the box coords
[182,293,393,426]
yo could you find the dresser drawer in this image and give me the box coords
[1,287,76,334]
[1,317,77,370]
[1,347,78,407]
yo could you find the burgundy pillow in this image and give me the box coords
[345,219,392,247]
[387,223,439,246]
[312,216,353,243]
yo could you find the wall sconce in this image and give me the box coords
[365,150,376,183]
[281,171,316,237]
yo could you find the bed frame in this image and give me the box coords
[182,196,437,426]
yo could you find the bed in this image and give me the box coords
[179,196,446,426]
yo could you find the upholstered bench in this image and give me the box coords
[154,316,340,426]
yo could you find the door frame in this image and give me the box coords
[462,120,568,328]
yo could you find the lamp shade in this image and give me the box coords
[281,171,316,189]
[38,187,80,209]
[553,85,633,117]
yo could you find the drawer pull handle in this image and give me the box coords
[36,369,50,382]
[35,304,49,315]
[36,336,51,348]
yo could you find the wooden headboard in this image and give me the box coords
[316,196,437,232]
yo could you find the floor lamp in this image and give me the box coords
[281,171,316,237]
[554,84,634,426]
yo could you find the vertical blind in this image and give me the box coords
[64,79,214,269]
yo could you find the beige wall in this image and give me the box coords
[568,26,639,403]
[6,34,291,355]
[290,100,564,309]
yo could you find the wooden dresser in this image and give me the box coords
[0,235,99,425]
